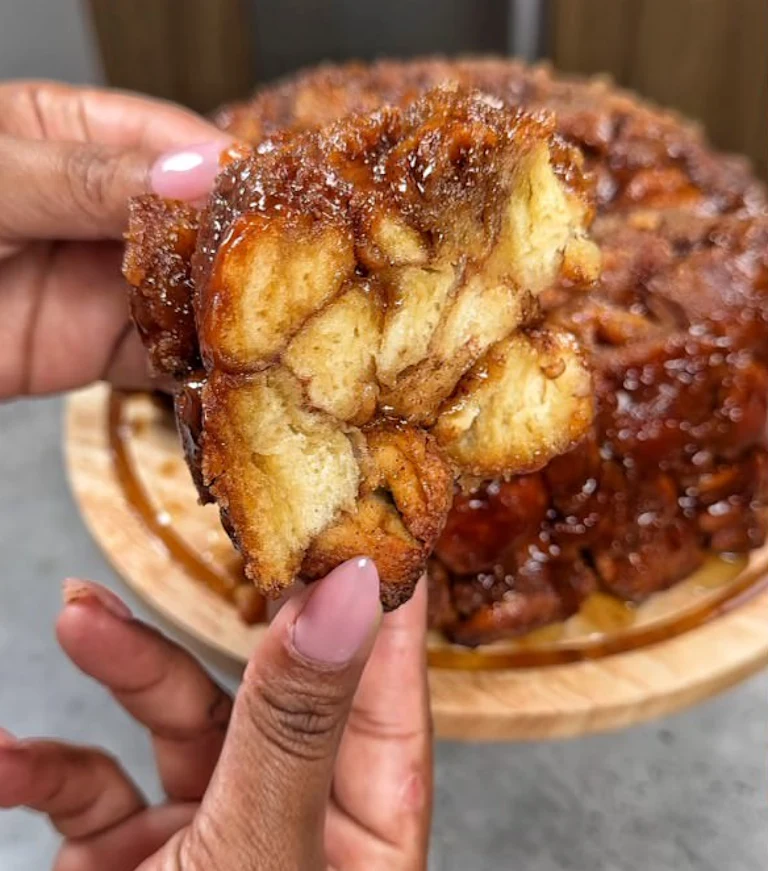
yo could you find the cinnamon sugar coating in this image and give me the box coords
[127,57,768,637]
[124,82,599,606]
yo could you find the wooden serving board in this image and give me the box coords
[65,384,768,740]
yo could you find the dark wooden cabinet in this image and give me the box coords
[87,0,253,113]
[87,0,767,177]
[550,0,767,179]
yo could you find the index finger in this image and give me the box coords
[57,580,233,802]
[0,80,222,150]
[0,82,232,244]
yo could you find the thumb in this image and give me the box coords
[0,134,231,242]
[189,558,382,870]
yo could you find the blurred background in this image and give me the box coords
[4,0,765,178]
[2,1,768,870]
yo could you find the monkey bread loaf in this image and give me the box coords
[124,58,768,643]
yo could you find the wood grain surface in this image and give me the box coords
[550,0,768,180]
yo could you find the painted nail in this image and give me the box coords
[150,140,233,201]
[293,558,380,665]
[62,579,133,621]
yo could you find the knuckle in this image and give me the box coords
[89,747,125,781]
[63,145,122,222]
[0,82,46,134]
[183,814,225,871]
[246,672,344,762]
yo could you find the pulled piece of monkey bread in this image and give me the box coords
[124,85,599,610]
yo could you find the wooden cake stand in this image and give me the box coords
[65,385,768,741]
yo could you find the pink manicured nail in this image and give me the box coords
[293,558,380,664]
[62,579,133,621]
[150,140,233,201]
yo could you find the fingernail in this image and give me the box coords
[293,558,380,664]
[62,579,133,621]
[150,140,233,201]
[0,728,16,749]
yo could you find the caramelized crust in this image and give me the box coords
[216,57,763,216]
[173,376,212,504]
[124,197,201,377]
[127,56,768,637]
[217,57,768,637]
[124,84,599,607]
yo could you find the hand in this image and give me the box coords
[0,80,232,399]
[0,559,432,870]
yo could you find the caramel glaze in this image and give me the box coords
[108,390,768,669]
[427,554,764,670]
[122,58,768,653]
[215,58,768,646]
[195,87,593,305]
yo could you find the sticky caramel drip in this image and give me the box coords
[108,390,267,624]
[427,561,765,670]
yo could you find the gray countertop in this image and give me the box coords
[2,396,767,871]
